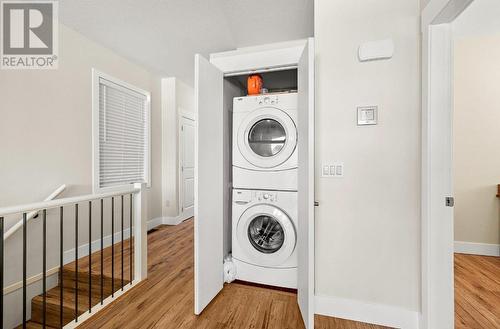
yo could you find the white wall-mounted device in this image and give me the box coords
[358,39,394,62]
[357,106,378,126]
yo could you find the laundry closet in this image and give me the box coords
[194,39,315,328]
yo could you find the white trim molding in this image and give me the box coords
[454,241,500,256]
[148,214,192,229]
[421,1,476,328]
[315,295,419,329]
[4,267,60,296]
[63,228,131,265]
[147,217,164,230]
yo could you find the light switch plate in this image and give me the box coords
[357,106,378,125]
[322,162,344,178]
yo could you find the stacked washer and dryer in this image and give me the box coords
[231,92,299,289]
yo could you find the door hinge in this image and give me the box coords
[314,201,319,207]
[445,197,454,207]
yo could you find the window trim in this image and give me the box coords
[92,68,151,193]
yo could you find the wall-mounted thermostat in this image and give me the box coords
[357,106,377,126]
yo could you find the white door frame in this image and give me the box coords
[208,40,315,328]
[178,109,196,221]
[421,1,473,328]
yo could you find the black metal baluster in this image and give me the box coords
[88,201,92,313]
[22,212,27,329]
[100,199,103,305]
[121,195,124,290]
[129,194,133,285]
[0,216,4,329]
[111,197,115,297]
[59,207,63,328]
[75,204,78,322]
[43,209,47,329]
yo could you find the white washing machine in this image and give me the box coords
[232,189,297,288]
[232,93,298,191]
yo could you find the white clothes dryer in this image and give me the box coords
[232,93,298,191]
[232,189,297,289]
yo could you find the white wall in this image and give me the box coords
[421,0,431,10]
[453,35,500,247]
[161,78,194,219]
[314,0,421,321]
[0,24,161,328]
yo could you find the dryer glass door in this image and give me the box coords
[247,215,285,253]
[248,119,286,157]
[238,107,297,168]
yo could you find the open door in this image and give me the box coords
[194,54,224,314]
[297,38,315,329]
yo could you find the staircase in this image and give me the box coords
[17,239,132,329]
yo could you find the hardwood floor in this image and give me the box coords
[78,220,500,329]
[454,253,500,329]
[79,219,385,329]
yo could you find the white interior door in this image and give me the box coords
[194,54,224,314]
[297,38,315,329]
[180,116,195,218]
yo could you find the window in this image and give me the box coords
[92,69,151,192]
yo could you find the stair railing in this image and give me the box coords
[0,183,147,329]
[3,184,67,241]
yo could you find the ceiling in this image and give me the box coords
[59,0,314,85]
[453,0,500,38]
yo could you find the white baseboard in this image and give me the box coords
[315,295,419,329]
[149,213,192,228]
[6,227,133,295]
[147,217,164,230]
[454,241,500,256]
[163,216,184,225]
[64,228,131,265]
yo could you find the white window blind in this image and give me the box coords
[97,77,150,189]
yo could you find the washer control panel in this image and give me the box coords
[233,189,279,204]
[255,190,277,202]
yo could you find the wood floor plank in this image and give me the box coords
[78,220,385,329]
[454,253,500,329]
[78,220,500,329]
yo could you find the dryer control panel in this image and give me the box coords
[256,95,279,106]
[233,92,297,112]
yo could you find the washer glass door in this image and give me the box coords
[236,204,296,266]
[247,215,285,253]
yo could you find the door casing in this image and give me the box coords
[421,1,474,328]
